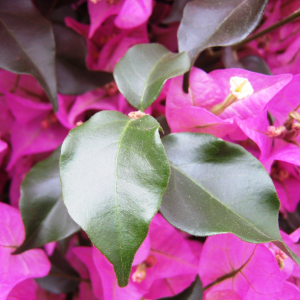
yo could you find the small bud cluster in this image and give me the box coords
[128,110,146,120]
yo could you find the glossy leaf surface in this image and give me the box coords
[0,0,58,110]
[158,276,202,300]
[178,0,268,64]
[114,44,190,111]
[160,133,300,265]
[16,147,80,254]
[60,111,170,287]
[54,24,113,95]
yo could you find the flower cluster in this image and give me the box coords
[1,0,300,299]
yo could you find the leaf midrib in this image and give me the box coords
[113,118,133,281]
[170,162,277,241]
[185,0,260,54]
[139,52,169,111]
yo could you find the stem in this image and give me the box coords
[234,9,300,48]
[183,71,190,94]
[49,272,90,283]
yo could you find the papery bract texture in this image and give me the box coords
[199,233,282,300]
[0,202,51,300]
[166,67,292,139]
[245,0,300,75]
[73,214,199,299]
[7,278,65,300]
[88,0,152,38]
[238,73,300,172]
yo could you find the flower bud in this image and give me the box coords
[266,126,286,138]
[128,110,146,120]
[275,249,287,270]
[132,263,146,283]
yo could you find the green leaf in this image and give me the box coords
[178,0,268,64]
[239,55,272,75]
[34,0,79,17]
[163,0,192,24]
[54,24,114,95]
[60,111,170,287]
[0,0,58,111]
[15,147,80,254]
[160,133,300,265]
[158,275,202,300]
[114,44,190,111]
[222,47,244,69]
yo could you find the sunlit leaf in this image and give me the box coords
[114,44,190,111]
[160,133,300,265]
[60,111,170,286]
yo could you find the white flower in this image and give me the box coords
[230,77,254,100]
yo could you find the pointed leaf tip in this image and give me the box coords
[160,133,281,243]
[60,111,170,286]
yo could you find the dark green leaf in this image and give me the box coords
[239,55,272,75]
[158,275,202,300]
[36,248,80,294]
[0,0,58,110]
[114,44,190,111]
[156,115,171,138]
[163,0,192,24]
[286,202,300,232]
[54,24,113,95]
[178,0,268,64]
[15,147,80,254]
[222,47,244,69]
[160,133,300,265]
[60,111,170,287]
[33,0,80,17]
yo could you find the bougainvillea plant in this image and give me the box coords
[1,0,300,299]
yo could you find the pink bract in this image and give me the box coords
[245,0,300,75]
[205,289,242,300]
[114,0,152,30]
[73,214,199,299]
[7,279,65,300]
[66,16,148,73]
[88,0,152,38]
[199,233,283,300]
[0,202,51,300]
[5,91,68,171]
[238,74,300,170]
[88,0,124,38]
[166,67,292,139]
